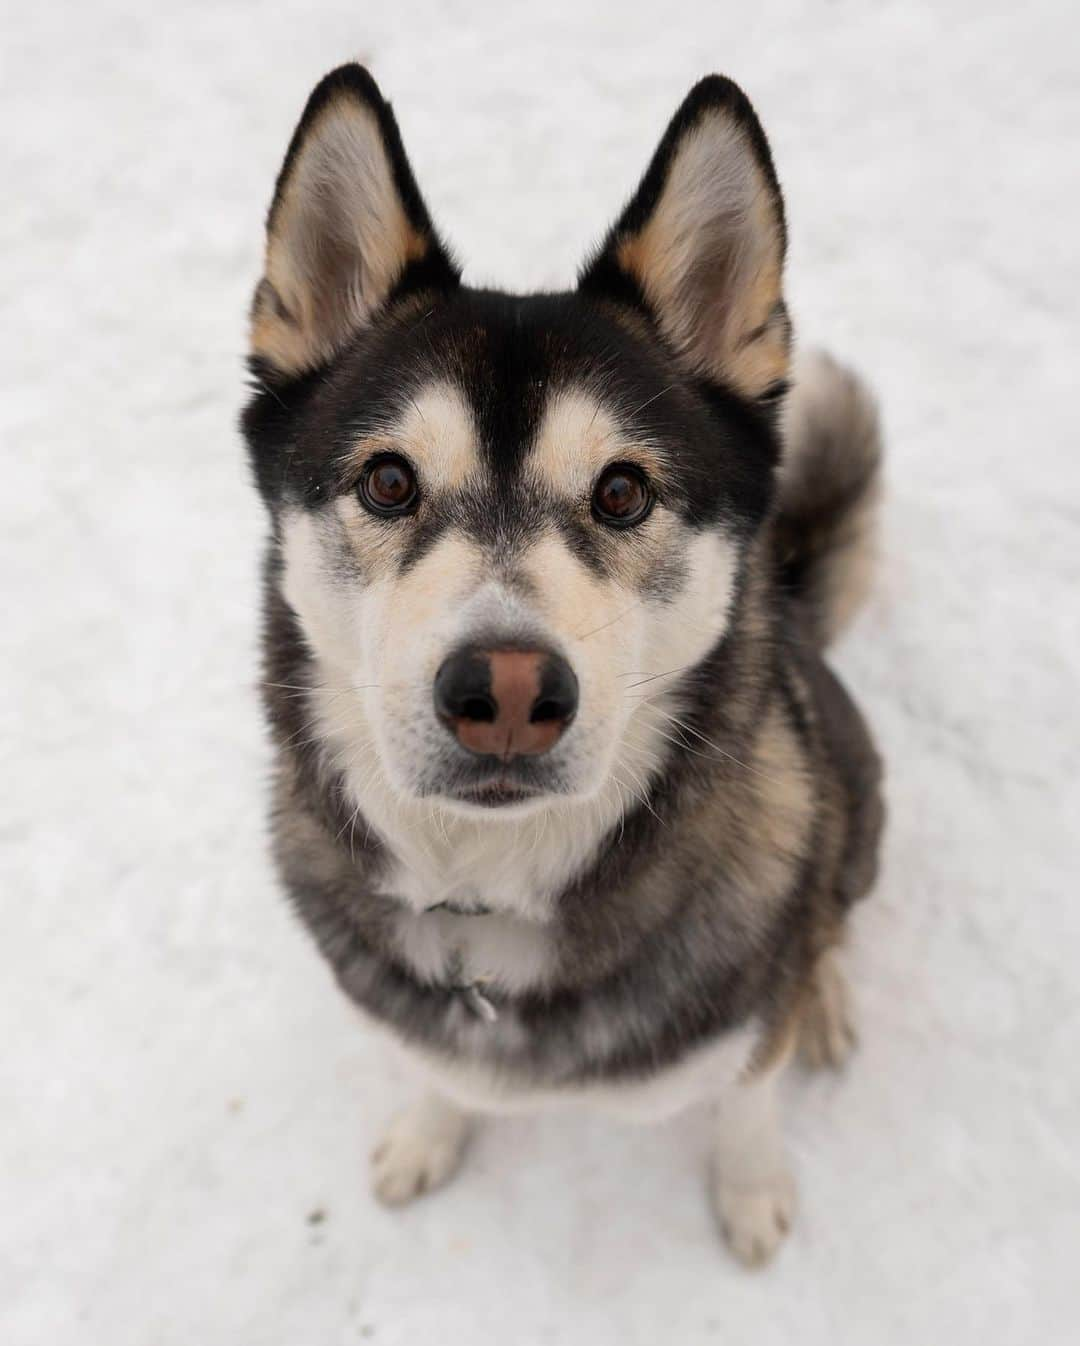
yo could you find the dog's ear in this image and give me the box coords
[250,65,459,378]
[580,77,789,402]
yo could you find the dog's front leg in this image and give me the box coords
[370,1092,474,1206]
[710,1063,795,1266]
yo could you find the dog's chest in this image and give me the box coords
[385,899,558,995]
[371,820,594,994]
[368,855,762,1123]
[384,1016,760,1122]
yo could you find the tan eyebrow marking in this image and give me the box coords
[343,381,480,491]
[528,389,670,498]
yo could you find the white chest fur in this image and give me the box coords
[382,895,559,994]
[380,1018,761,1124]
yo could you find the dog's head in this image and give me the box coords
[244,66,789,819]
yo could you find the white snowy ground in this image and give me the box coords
[3,1,1078,1342]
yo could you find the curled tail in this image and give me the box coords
[774,349,883,649]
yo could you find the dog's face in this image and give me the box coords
[244,67,789,819]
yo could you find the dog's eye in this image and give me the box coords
[359,454,419,516]
[592,464,652,528]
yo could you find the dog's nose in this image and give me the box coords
[434,647,578,759]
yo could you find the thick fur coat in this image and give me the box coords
[242,65,884,1263]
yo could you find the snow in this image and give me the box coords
[3,1,1078,1342]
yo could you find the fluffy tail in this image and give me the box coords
[774,349,883,649]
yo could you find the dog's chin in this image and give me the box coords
[414,761,608,821]
[436,787,552,820]
[431,777,576,820]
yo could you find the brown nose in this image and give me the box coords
[433,646,578,759]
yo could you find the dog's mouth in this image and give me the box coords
[418,743,583,812]
[431,758,570,811]
[452,778,541,809]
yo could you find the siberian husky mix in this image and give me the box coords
[242,65,884,1265]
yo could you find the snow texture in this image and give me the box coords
[3,2,1078,1342]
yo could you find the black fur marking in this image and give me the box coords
[552,515,611,579]
[242,288,780,547]
[395,507,454,573]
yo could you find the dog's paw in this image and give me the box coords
[712,1169,796,1267]
[798,947,857,1070]
[370,1097,471,1207]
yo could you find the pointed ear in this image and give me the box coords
[579,77,789,402]
[250,65,459,377]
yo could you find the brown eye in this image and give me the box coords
[592,464,652,528]
[359,454,418,516]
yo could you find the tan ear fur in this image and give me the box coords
[582,78,789,401]
[250,66,456,377]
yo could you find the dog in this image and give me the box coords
[241,64,884,1266]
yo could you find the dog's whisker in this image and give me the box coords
[635,703,785,788]
[625,382,678,421]
[575,600,641,642]
[623,664,694,691]
[619,762,665,825]
[261,681,381,694]
[610,767,663,827]
[659,710,785,786]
